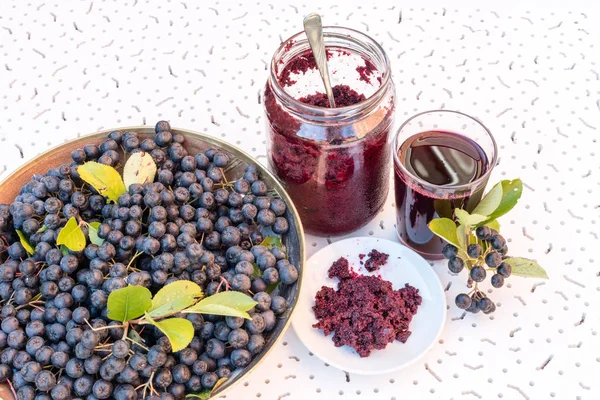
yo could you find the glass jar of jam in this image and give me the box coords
[264,27,395,236]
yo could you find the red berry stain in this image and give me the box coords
[364,249,389,272]
[356,58,377,84]
[313,257,422,358]
[358,253,366,265]
[278,49,334,87]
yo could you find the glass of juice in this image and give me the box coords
[393,110,498,259]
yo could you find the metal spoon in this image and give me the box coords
[303,13,336,108]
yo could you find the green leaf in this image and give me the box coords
[428,218,460,248]
[186,391,211,400]
[144,316,194,352]
[266,281,280,294]
[87,222,104,246]
[478,179,523,226]
[15,230,34,255]
[485,220,500,231]
[454,209,469,226]
[433,199,453,219]
[123,151,157,189]
[472,182,503,216]
[252,264,262,279]
[260,236,282,249]
[184,291,257,320]
[31,293,42,302]
[147,280,203,318]
[36,225,48,233]
[59,245,69,256]
[78,161,127,203]
[504,257,549,279]
[107,285,153,323]
[56,217,86,252]
[128,328,145,344]
[456,224,468,251]
[454,209,487,227]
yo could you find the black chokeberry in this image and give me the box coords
[469,265,486,282]
[497,262,512,278]
[442,244,458,259]
[478,297,495,314]
[447,256,464,273]
[491,273,504,288]
[485,251,502,268]
[489,234,506,250]
[475,226,492,240]
[465,296,480,313]
[467,243,482,258]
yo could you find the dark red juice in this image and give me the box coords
[394,131,489,257]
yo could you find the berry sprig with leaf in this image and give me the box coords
[429,179,548,314]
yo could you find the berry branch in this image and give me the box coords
[429,179,548,314]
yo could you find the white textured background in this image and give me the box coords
[1,1,599,399]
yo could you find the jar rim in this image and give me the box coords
[268,26,392,120]
[392,110,499,193]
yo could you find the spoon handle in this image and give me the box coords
[303,13,336,108]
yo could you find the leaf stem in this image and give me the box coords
[127,251,144,270]
[121,322,129,340]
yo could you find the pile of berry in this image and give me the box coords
[443,226,510,314]
[0,121,299,400]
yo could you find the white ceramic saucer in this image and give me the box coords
[292,237,446,375]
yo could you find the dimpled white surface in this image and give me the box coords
[1,1,599,399]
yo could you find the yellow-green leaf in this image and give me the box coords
[252,264,262,279]
[488,179,523,220]
[428,218,460,248]
[87,221,104,246]
[455,209,487,227]
[56,217,86,252]
[107,285,153,323]
[477,179,523,227]
[485,220,500,231]
[123,152,157,189]
[260,236,282,249]
[212,377,228,394]
[186,391,211,400]
[144,316,194,352]
[78,161,127,203]
[504,257,548,279]
[147,280,203,318]
[183,291,257,320]
[36,225,48,233]
[472,182,503,216]
[15,230,34,256]
[456,224,468,251]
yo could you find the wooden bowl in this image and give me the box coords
[0,127,305,399]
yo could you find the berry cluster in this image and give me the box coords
[0,121,299,399]
[443,226,511,314]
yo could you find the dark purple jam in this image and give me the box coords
[363,249,389,272]
[265,83,391,235]
[313,257,422,358]
[298,85,366,108]
[394,131,489,256]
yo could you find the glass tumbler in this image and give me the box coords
[393,110,498,259]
